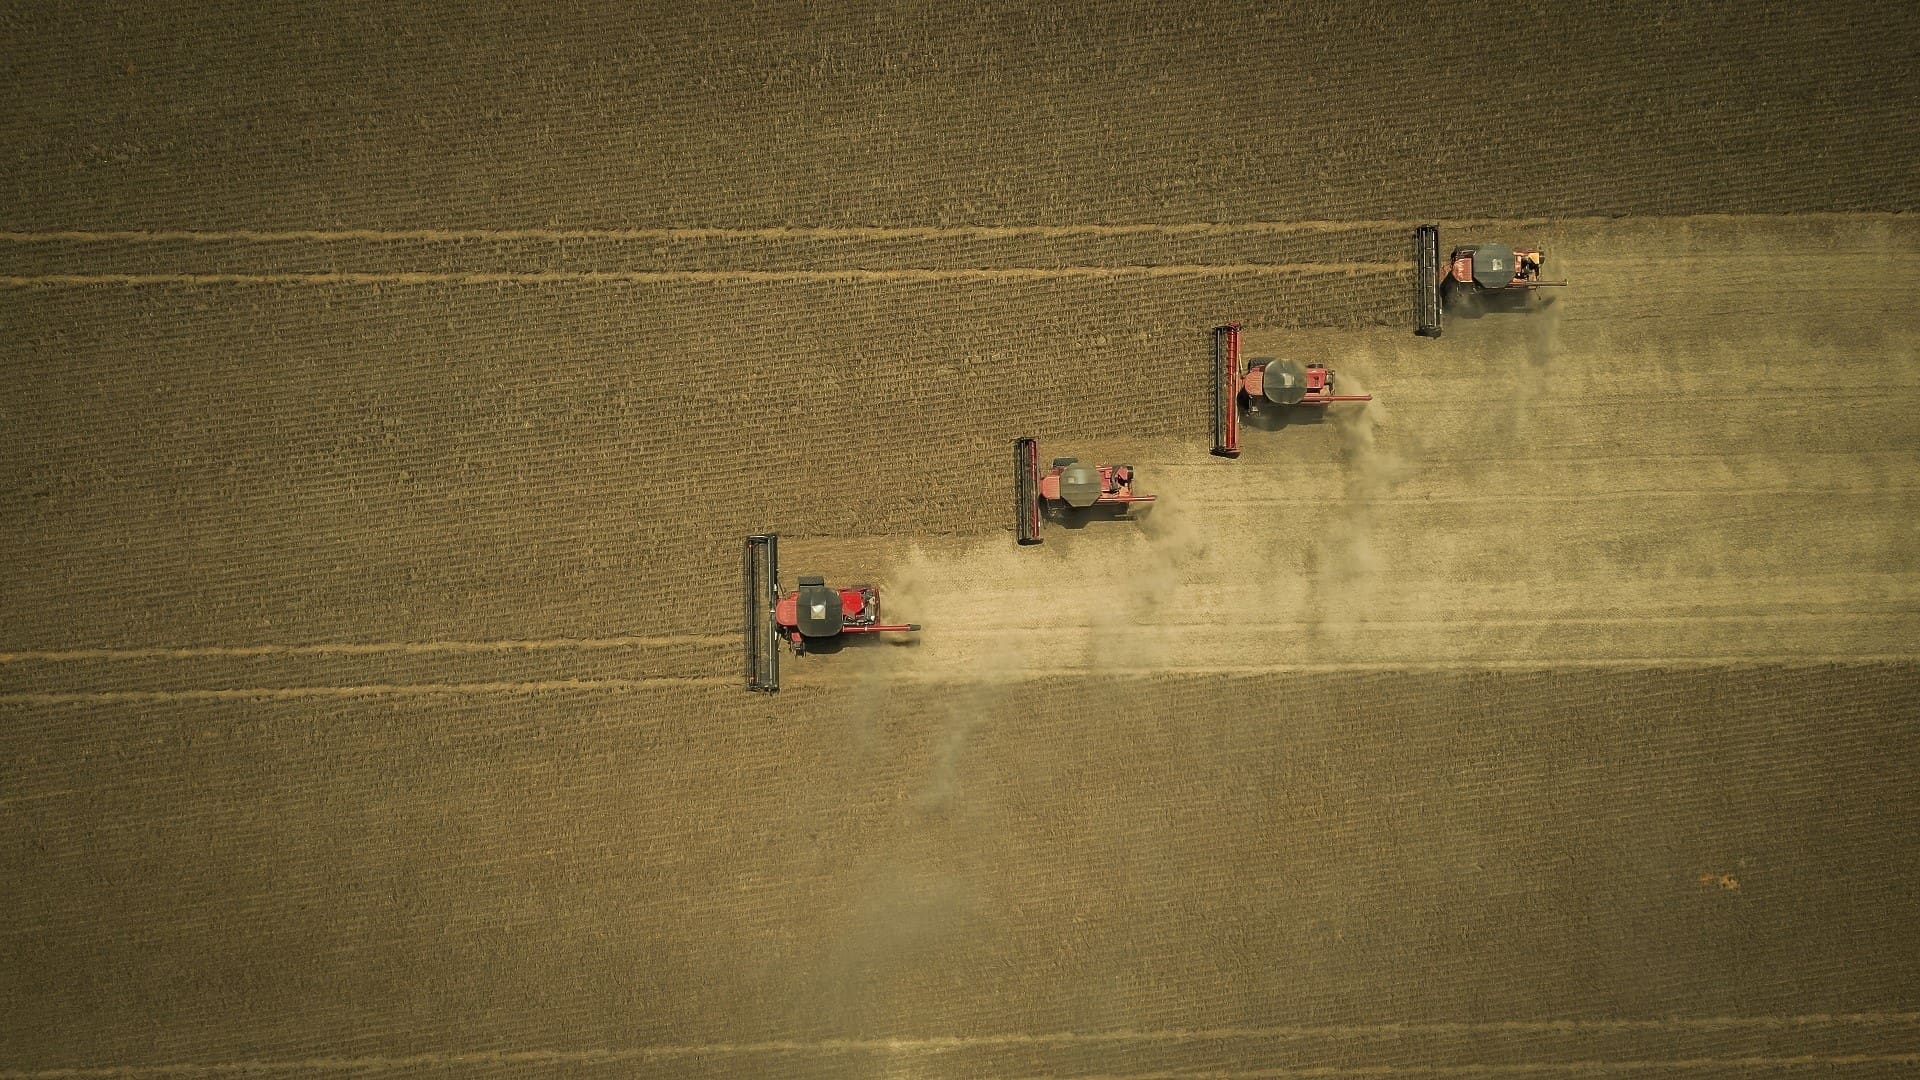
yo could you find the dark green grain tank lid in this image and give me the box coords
[1059,464,1101,508]
[795,582,843,637]
[1471,243,1517,289]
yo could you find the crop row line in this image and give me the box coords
[0,212,1900,245]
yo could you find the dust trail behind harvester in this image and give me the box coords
[860,221,1920,679]
[865,427,1402,679]
[1304,382,1407,651]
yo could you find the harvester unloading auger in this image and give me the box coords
[743,533,919,692]
[1014,437,1154,545]
[1414,224,1565,337]
[1210,322,1371,457]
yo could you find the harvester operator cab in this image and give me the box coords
[1517,250,1543,282]
[1108,465,1134,494]
[792,575,843,638]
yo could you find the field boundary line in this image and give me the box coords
[0,264,1399,287]
[3,1013,1917,1076]
[0,637,729,663]
[0,213,1905,245]
[4,656,1913,702]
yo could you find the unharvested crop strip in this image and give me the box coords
[0,264,1401,286]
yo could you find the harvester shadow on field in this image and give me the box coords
[1240,406,1331,434]
[788,632,921,656]
[1042,501,1156,531]
[1445,289,1556,322]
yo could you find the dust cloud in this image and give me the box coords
[1307,385,1406,646]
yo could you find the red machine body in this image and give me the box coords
[1037,462,1153,506]
[1013,437,1153,544]
[1450,247,1549,287]
[1210,323,1371,457]
[1242,359,1355,407]
[772,579,917,653]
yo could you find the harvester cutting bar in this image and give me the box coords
[1414,224,1442,338]
[743,533,779,692]
[1211,323,1241,457]
[1014,437,1042,545]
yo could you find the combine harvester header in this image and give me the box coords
[744,533,781,692]
[1415,226,1444,338]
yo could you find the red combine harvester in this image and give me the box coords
[1414,224,1565,337]
[1014,437,1154,545]
[1210,322,1371,457]
[743,533,919,692]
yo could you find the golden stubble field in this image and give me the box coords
[4,216,1917,1077]
[4,2,1920,1077]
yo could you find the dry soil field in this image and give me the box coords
[3,3,1920,1078]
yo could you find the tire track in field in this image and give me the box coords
[0,264,1402,287]
[3,1011,1915,1077]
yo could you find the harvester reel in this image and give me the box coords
[743,533,780,692]
[1414,225,1443,337]
[1014,436,1042,544]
